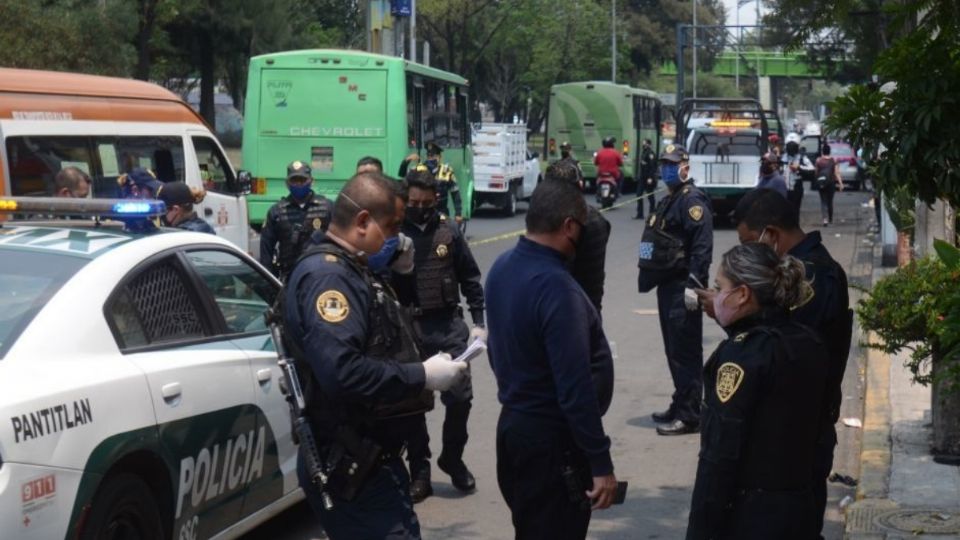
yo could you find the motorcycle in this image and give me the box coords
[596,172,619,209]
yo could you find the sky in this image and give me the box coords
[722,0,761,27]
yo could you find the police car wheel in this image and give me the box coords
[81,473,164,540]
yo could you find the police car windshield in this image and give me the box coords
[0,251,87,359]
[688,131,762,157]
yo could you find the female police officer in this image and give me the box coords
[686,243,828,540]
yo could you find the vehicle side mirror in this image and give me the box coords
[237,170,253,195]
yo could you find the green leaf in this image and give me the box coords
[935,239,960,268]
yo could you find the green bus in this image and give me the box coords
[242,49,473,226]
[544,81,663,191]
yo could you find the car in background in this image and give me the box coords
[0,198,300,540]
[829,141,860,190]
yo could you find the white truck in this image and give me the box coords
[471,123,540,216]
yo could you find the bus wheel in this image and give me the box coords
[80,473,164,540]
[503,186,518,217]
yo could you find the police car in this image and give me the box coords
[0,198,300,539]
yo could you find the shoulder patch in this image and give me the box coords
[312,218,323,230]
[316,290,349,323]
[436,244,449,258]
[716,362,745,403]
[688,205,704,222]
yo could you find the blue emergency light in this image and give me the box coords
[0,197,166,219]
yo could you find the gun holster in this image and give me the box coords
[323,426,383,502]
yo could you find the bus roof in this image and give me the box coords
[249,49,469,86]
[0,68,182,102]
[551,81,660,100]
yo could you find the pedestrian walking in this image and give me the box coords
[815,144,844,226]
[260,161,332,281]
[486,180,618,539]
[782,133,815,212]
[390,168,486,503]
[282,172,467,540]
[730,189,853,539]
[637,144,714,436]
[635,139,658,220]
[686,243,829,540]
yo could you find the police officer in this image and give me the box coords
[635,139,658,220]
[687,243,828,540]
[637,144,713,435]
[390,168,486,502]
[284,172,467,540]
[157,181,216,234]
[260,161,332,280]
[545,160,612,314]
[398,143,463,226]
[486,180,618,539]
[727,189,852,539]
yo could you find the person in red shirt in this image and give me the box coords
[594,137,624,193]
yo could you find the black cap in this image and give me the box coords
[660,143,689,163]
[426,142,443,156]
[157,181,194,206]
[287,160,312,180]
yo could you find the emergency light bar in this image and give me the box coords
[0,197,166,218]
[709,120,753,128]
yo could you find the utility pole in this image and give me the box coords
[735,6,740,90]
[410,0,417,62]
[692,0,698,98]
[611,0,617,83]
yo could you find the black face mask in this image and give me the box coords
[406,206,435,225]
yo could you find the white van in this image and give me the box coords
[0,68,251,250]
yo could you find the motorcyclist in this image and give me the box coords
[593,136,624,195]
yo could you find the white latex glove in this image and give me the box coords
[390,233,415,274]
[684,288,700,311]
[470,326,488,342]
[422,352,467,391]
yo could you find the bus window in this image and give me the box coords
[192,136,236,193]
[423,79,459,147]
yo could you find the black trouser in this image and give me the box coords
[636,177,657,217]
[299,451,421,540]
[813,426,837,539]
[719,488,816,540]
[787,178,804,212]
[407,314,472,476]
[818,182,836,223]
[496,408,592,540]
[656,280,704,423]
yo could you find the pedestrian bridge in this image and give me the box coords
[660,50,831,78]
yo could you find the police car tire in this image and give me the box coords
[81,473,164,540]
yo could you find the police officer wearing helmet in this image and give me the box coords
[283,172,468,539]
[156,181,216,234]
[686,243,828,540]
[782,133,815,211]
[390,168,486,503]
[260,161,332,281]
[637,144,714,435]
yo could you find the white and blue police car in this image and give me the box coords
[0,198,301,539]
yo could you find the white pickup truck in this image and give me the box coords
[472,123,540,216]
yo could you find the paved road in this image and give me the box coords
[245,188,874,540]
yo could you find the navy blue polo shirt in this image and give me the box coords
[485,236,613,475]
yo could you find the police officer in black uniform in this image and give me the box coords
[389,168,485,502]
[635,139,658,220]
[398,142,463,227]
[260,161,332,281]
[283,173,467,539]
[637,144,714,435]
[729,189,853,539]
[687,243,828,540]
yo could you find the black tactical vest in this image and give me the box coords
[277,196,331,277]
[413,222,458,311]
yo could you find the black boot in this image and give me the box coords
[409,462,433,503]
[437,452,476,492]
[439,401,475,492]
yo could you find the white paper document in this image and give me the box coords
[454,338,487,363]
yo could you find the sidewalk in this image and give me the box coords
[845,249,960,539]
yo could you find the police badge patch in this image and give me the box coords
[313,218,322,230]
[689,205,704,221]
[316,290,349,323]
[716,362,745,403]
[436,244,449,257]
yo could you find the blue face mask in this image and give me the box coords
[288,183,312,199]
[425,159,439,171]
[367,235,400,272]
[661,163,682,186]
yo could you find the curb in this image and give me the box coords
[856,341,891,500]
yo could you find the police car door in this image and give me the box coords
[186,132,250,251]
[107,252,257,539]
[180,249,297,517]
